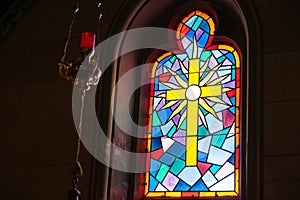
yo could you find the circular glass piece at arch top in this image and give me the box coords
[145,10,241,198]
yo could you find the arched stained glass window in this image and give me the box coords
[145,10,241,198]
[94,1,262,200]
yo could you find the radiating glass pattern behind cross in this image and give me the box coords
[145,11,241,198]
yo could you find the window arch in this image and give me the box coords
[94,0,263,200]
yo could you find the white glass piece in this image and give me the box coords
[202,170,217,187]
[222,136,235,153]
[161,137,175,152]
[153,97,162,110]
[212,50,222,58]
[209,173,234,191]
[198,136,212,153]
[186,85,201,101]
[161,120,174,136]
[206,114,223,134]
[229,123,235,134]
[213,104,230,112]
[215,162,234,180]
[207,146,232,165]
[156,183,168,191]
[178,166,201,186]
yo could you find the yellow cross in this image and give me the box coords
[165,59,222,166]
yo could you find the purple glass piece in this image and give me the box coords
[173,130,186,145]
[198,116,203,126]
[171,101,181,111]
[162,172,179,191]
[182,36,191,49]
[172,114,180,125]
[168,76,179,86]
[209,56,218,69]
[223,59,233,66]
[205,98,215,107]
[156,98,166,111]
[156,66,163,76]
[220,50,228,54]
[223,81,235,88]
[196,29,204,40]
[172,59,180,71]
[222,93,232,105]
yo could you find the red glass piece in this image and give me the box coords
[80,32,96,49]
[159,73,171,82]
[223,109,235,128]
[197,162,212,175]
[151,149,163,160]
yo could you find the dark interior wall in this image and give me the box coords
[0,0,299,199]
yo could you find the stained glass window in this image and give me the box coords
[145,10,241,198]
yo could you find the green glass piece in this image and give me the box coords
[217,56,226,63]
[212,134,227,148]
[156,164,170,183]
[180,119,187,130]
[167,126,177,137]
[198,125,209,138]
[170,158,185,175]
[192,17,203,31]
[170,56,176,63]
[210,165,221,174]
[152,111,162,126]
[200,51,212,61]
[232,69,236,80]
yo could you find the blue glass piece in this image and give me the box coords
[222,136,235,153]
[151,138,162,151]
[230,97,236,105]
[164,61,172,68]
[186,30,195,40]
[167,126,177,137]
[228,154,235,164]
[160,55,172,65]
[154,78,159,90]
[226,53,235,64]
[186,15,197,27]
[200,20,210,33]
[174,180,190,191]
[190,179,208,191]
[152,127,163,138]
[158,83,170,90]
[149,175,159,191]
[150,159,161,177]
[198,151,207,162]
[159,153,176,166]
[186,44,193,59]
[177,54,187,61]
[158,108,172,124]
[167,142,185,158]
[198,32,209,47]
[229,106,235,114]
[161,120,174,136]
